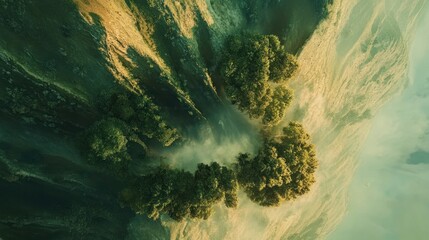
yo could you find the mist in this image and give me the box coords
[157,103,262,171]
[163,121,260,171]
[328,4,429,239]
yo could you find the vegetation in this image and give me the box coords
[78,34,314,221]
[120,121,317,219]
[83,118,131,165]
[104,92,179,146]
[267,36,299,82]
[263,86,294,125]
[0,1,327,236]
[236,122,318,206]
[122,162,238,221]
[219,34,298,125]
[81,91,181,174]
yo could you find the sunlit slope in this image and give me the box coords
[0,0,240,132]
[153,0,427,239]
[1,0,328,132]
[73,0,221,121]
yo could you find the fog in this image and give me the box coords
[164,124,260,171]
[329,4,429,239]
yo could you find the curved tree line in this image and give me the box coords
[78,33,318,221]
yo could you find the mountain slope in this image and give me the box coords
[0,0,330,239]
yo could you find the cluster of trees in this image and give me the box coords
[81,92,179,172]
[104,93,179,147]
[79,34,317,222]
[120,122,317,220]
[121,162,238,221]
[219,34,298,125]
[235,122,318,206]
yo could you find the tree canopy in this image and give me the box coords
[119,122,317,218]
[219,34,298,125]
[267,36,299,82]
[122,162,238,221]
[84,118,130,164]
[236,122,318,206]
[106,92,179,146]
[263,86,294,125]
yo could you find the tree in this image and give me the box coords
[236,122,317,206]
[221,34,271,118]
[110,93,135,121]
[267,35,299,82]
[84,118,130,164]
[194,162,239,210]
[122,162,238,221]
[219,33,298,124]
[131,94,178,146]
[263,86,294,125]
[219,165,239,208]
[122,167,192,220]
[107,92,179,146]
[272,122,318,199]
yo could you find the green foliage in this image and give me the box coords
[263,86,294,125]
[110,93,135,121]
[84,118,130,164]
[122,162,238,221]
[219,34,298,125]
[270,51,298,83]
[220,34,270,118]
[194,162,239,209]
[272,122,318,198]
[122,167,192,220]
[236,122,317,206]
[267,35,299,82]
[106,93,179,146]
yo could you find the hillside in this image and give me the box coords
[0,0,330,239]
